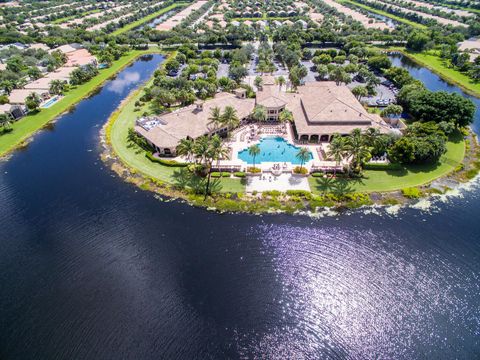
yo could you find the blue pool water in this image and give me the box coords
[41,97,59,108]
[238,136,313,165]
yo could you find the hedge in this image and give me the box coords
[146,152,188,167]
[211,172,231,178]
[286,190,312,199]
[234,172,246,178]
[364,162,402,171]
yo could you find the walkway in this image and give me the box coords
[246,173,311,192]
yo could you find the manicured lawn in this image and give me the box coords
[389,48,480,98]
[337,0,427,29]
[111,3,188,36]
[108,75,245,193]
[309,134,465,193]
[0,47,162,157]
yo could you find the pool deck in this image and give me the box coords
[173,123,346,192]
[246,173,311,192]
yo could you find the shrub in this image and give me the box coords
[262,190,282,198]
[364,162,402,171]
[465,168,479,180]
[293,166,308,174]
[145,152,188,167]
[211,172,231,178]
[234,172,246,178]
[402,187,422,199]
[311,172,325,177]
[381,197,400,205]
[247,167,261,173]
[286,190,312,199]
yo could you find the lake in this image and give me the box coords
[0,54,478,359]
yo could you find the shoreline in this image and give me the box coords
[0,48,164,159]
[101,124,479,214]
[386,48,480,99]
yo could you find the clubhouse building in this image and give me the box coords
[135,76,393,156]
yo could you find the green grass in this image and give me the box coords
[309,133,465,194]
[337,0,427,29]
[108,72,244,193]
[111,3,188,36]
[0,47,162,157]
[388,48,480,98]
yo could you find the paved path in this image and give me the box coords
[246,173,311,192]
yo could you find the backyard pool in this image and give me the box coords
[41,96,59,109]
[238,136,313,165]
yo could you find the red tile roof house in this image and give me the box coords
[65,49,98,68]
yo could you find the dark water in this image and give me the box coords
[0,54,479,359]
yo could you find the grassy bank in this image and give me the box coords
[106,62,244,194]
[337,0,427,29]
[0,47,162,157]
[111,3,188,36]
[388,48,480,98]
[309,133,465,194]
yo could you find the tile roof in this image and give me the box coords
[136,92,255,149]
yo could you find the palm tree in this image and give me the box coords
[49,80,67,95]
[351,85,368,100]
[276,75,285,89]
[0,113,12,132]
[248,144,260,169]
[327,133,345,176]
[204,134,229,200]
[221,106,239,131]
[252,105,267,122]
[193,135,211,167]
[343,129,371,173]
[0,80,14,95]
[254,76,263,89]
[363,127,381,149]
[208,106,223,130]
[278,109,293,123]
[296,147,311,171]
[176,138,195,163]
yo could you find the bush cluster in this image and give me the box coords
[211,172,231,178]
[145,152,188,167]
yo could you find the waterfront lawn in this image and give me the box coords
[391,48,480,98]
[108,78,245,194]
[111,3,188,36]
[0,48,162,157]
[309,133,465,193]
[337,0,427,29]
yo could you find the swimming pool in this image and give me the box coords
[41,96,59,109]
[238,136,313,165]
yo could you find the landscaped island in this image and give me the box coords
[1,0,479,213]
[103,45,479,214]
